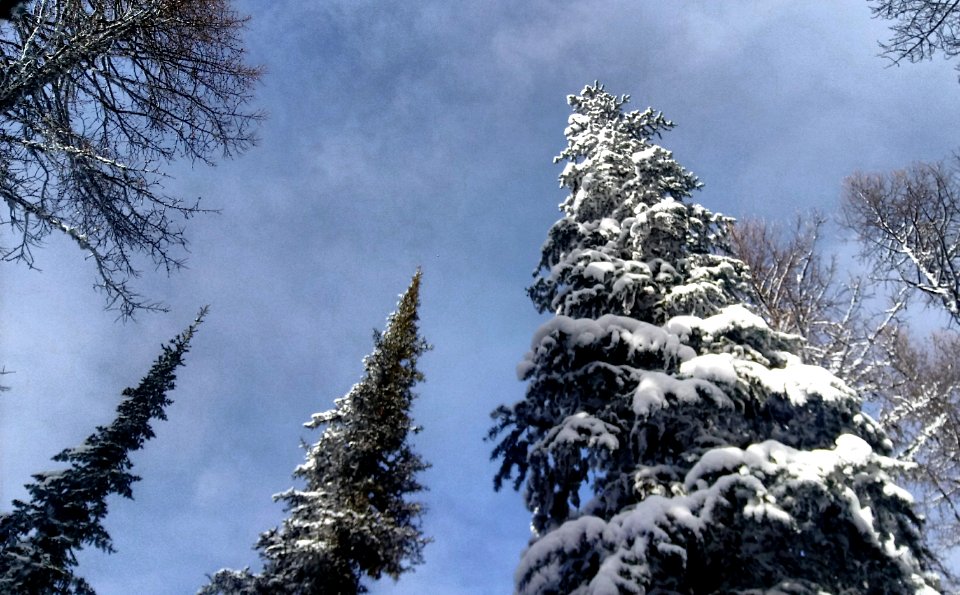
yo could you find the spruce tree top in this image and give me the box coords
[530,83,749,325]
[202,272,431,595]
[0,311,203,594]
[265,270,430,594]
[491,84,937,594]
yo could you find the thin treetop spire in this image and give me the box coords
[203,271,431,595]
[0,310,205,594]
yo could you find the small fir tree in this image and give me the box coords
[0,310,204,594]
[490,84,937,594]
[204,271,431,595]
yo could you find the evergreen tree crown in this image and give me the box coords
[492,84,937,594]
[203,272,431,595]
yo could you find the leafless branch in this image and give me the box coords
[0,0,262,316]
[731,211,960,566]
[872,0,960,70]
[729,212,904,393]
[843,158,960,326]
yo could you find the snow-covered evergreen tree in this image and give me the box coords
[204,271,430,595]
[0,311,204,594]
[490,83,938,594]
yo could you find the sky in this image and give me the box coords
[3,1,960,593]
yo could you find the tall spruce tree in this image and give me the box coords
[489,84,938,594]
[204,271,431,595]
[0,311,204,594]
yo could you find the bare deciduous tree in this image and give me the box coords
[728,213,905,396]
[844,159,960,325]
[730,211,960,577]
[872,0,960,72]
[729,213,844,341]
[881,331,960,553]
[839,158,960,561]
[0,0,261,316]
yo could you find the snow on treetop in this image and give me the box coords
[563,113,592,138]
[527,314,688,354]
[682,435,920,560]
[583,261,615,282]
[517,433,924,595]
[501,82,937,594]
[678,351,854,406]
[518,304,854,409]
[631,146,659,164]
[515,514,609,594]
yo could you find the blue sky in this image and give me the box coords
[3,1,960,593]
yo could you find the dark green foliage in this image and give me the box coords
[204,272,430,595]
[491,83,937,594]
[0,310,204,594]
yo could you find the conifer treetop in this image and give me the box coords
[529,83,749,323]
[203,271,431,595]
[492,84,938,594]
[0,310,204,594]
[555,82,701,222]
